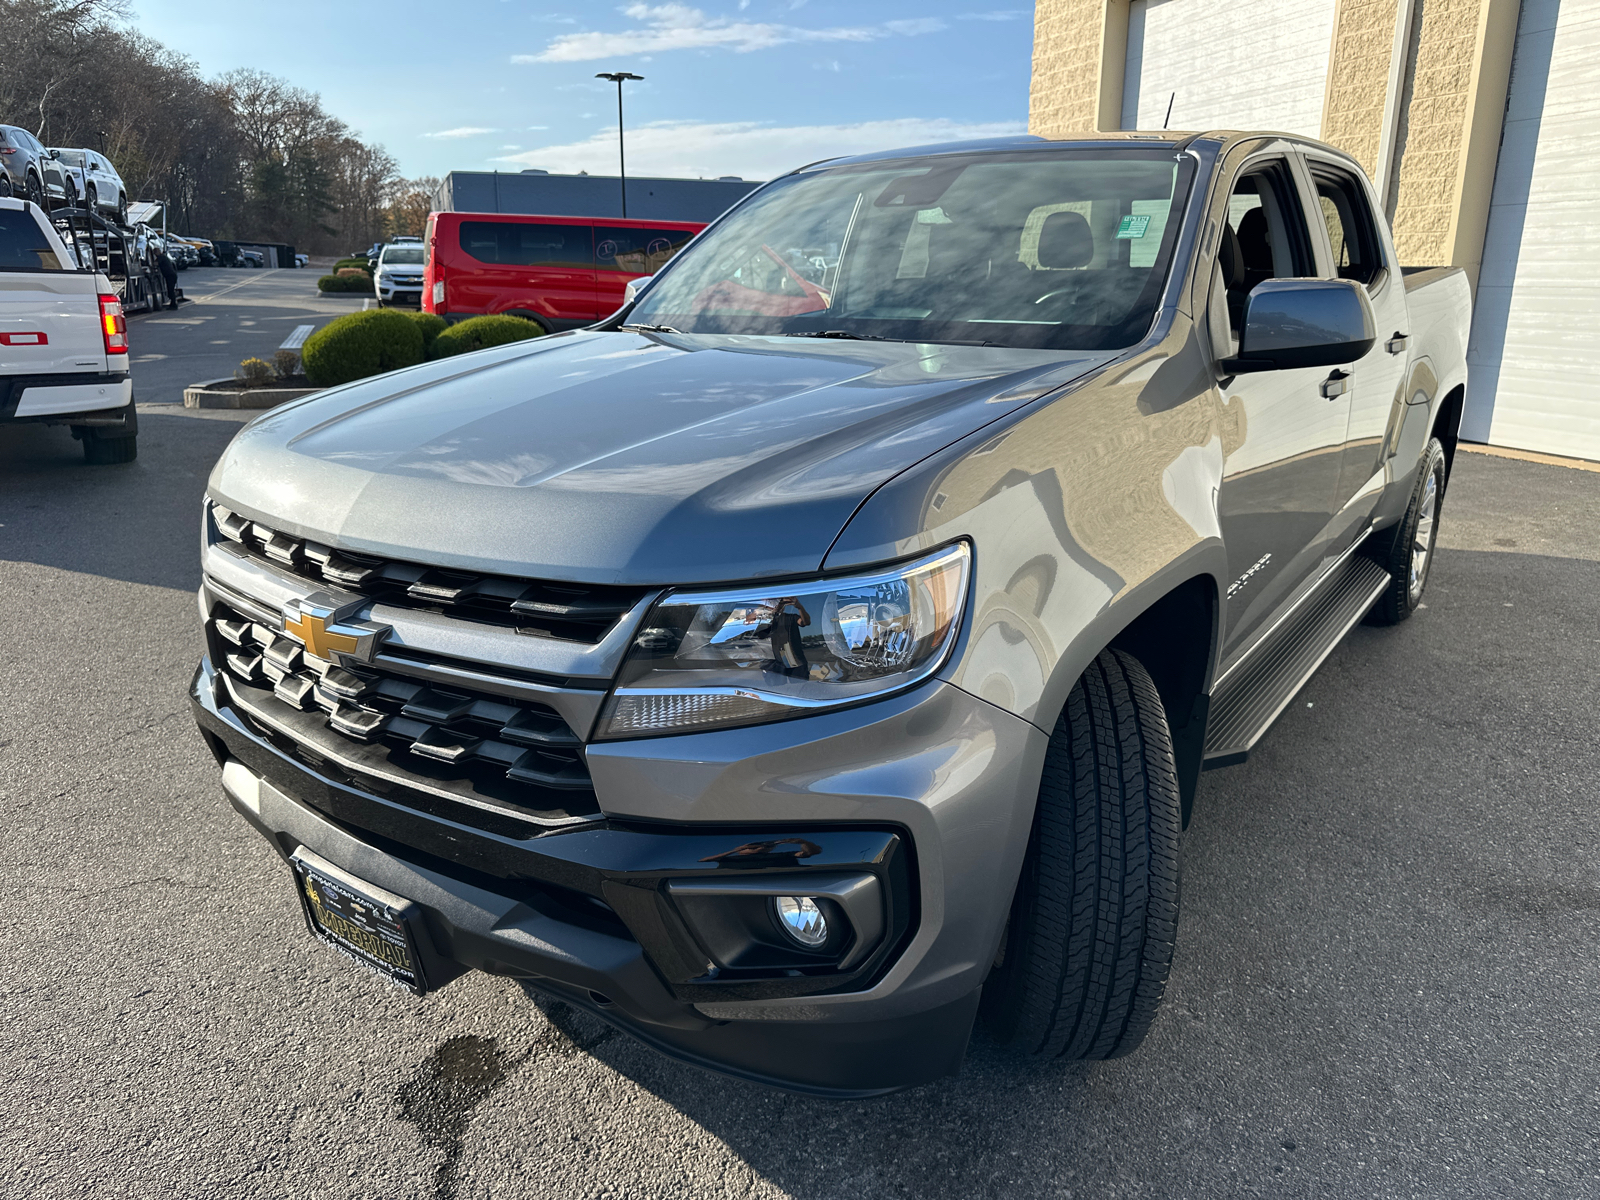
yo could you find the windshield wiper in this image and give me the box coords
[618,323,682,334]
[783,330,889,340]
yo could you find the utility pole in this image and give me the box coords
[594,72,643,218]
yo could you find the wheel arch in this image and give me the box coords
[1430,382,1465,489]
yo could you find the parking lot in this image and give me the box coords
[4,270,1599,1199]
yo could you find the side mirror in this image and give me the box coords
[1222,278,1375,374]
[623,274,654,305]
[48,148,59,159]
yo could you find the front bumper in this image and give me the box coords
[377,281,423,303]
[191,656,1046,1095]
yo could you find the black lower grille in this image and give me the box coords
[208,502,646,643]
[209,601,600,828]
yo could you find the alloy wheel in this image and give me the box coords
[1408,470,1438,602]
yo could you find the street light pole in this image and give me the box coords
[594,72,643,218]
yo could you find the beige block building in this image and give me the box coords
[1029,0,1600,461]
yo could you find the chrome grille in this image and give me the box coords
[209,503,645,645]
[208,599,600,827]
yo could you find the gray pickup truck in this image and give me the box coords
[190,131,1470,1096]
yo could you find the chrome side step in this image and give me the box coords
[1203,555,1390,769]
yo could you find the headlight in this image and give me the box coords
[596,542,970,739]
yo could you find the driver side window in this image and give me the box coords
[1209,160,1315,356]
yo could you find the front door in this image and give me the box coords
[1210,154,1354,657]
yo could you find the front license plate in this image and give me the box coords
[291,847,427,994]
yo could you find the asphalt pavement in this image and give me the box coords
[3,283,1599,1200]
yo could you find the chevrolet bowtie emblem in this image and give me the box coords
[281,594,388,665]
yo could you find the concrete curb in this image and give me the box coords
[183,376,322,410]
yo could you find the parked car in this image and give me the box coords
[0,126,72,209]
[190,130,1470,1097]
[422,212,703,331]
[295,253,310,268]
[182,236,217,266]
[48,148,128,224]
[237,248,264,268]
[0,197,134,461]
[373,242,424,306]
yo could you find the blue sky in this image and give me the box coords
[126,1,1035,182]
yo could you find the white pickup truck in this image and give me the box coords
[0,197,135,462]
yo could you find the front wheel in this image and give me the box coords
[0,174,12,198]
[981,648,1181,1060]
[1366,438,1447,625]
[116,193,128,225]
[86,184,97,212]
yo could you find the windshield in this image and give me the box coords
[627,149,1193,350]
[381,247,424,265]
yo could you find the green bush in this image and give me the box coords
[408,311,447,354]
[317,273,372,294]
[431,314,545,359]
[333,257,372,274]
[301,309,425,387]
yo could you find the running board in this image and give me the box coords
[1203,555,1391,768]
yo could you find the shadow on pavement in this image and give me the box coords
[0,410,247,592]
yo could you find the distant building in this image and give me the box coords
[1030,0,1599,461]
[434,171,762,224]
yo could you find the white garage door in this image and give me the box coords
[1464,0,1600,461]
[1120,0,1338,135]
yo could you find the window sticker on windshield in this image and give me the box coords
[1117,214,1151,239]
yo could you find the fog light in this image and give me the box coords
[773,896,828,948]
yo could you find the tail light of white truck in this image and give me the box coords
[97,293,127,354]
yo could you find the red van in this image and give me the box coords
[422,212,704,332]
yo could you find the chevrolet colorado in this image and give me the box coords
[190,131,1470,1095]
[0,197,134,462]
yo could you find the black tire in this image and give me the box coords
[116,193,128,225]
[505,310,551,335]
[85,183,97,212]
[1366,437,1446,626]
[981,648,1181,1060]
[25,172,43,208]
[82,432,137,464]
[0,174,11,198]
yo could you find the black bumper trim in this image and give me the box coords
[192,657,971,1096]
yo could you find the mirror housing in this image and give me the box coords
[623,274,654,305]
[1222,278,1376,374]
[47,148,59,159]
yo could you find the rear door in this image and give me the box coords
[0,206,103,376]
[1300,153,1410,544]
[1209,152,1353,655]
[593,224,698,316]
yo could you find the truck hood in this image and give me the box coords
[210,330,1113,585]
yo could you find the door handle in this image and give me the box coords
[1320,369,1351,399]
[1385,331,1409,354]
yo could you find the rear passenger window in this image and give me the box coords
[0,210,62,271]
[593,226,695,273]
[1310,167,1383,286]
[458,221,593,268]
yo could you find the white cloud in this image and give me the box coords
[423,126,498,139]
[491,117,1027,181]
[515,3,945,63]
[958,9,1029,19]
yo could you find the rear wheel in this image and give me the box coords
[86,183,98,212]
[0,174,12,198]
[1366,437,1447,625]
[76,400,138,465]
[981,648,1181,1060]
[25,172,43,208]
[116,192,128,225]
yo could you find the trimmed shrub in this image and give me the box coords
[431,314,545,360]
[301,309,425,387]
[317,273,372,294]
[407,311,447,354]
[333,257,373,274]
[273,349,300,378]
[335,267,367,278]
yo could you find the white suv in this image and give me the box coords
[49,149,128,224]
[374,242,425,306]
